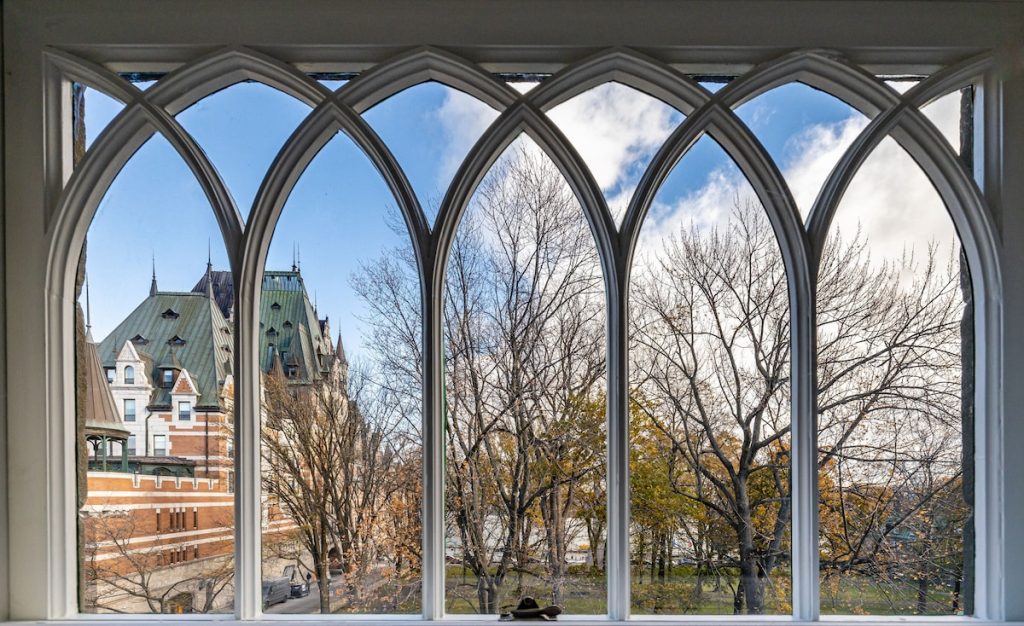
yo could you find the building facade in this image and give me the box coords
[81,263,341,613]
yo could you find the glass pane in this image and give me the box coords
[177,82,311,220]
[76,84,125,153]
[697,79,731,94]
[817,137,971,615]
[921,90,965,155]
[78,134,235,614]
[735,82,870,219]
[547,82,683,226]
[630,135,792,615]
[444,136,607,615]
[363,82,500,225]
[507,81,541,94]
[316,79,349,92]
[261,131,422,614]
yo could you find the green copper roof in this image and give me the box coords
[260,271,333,384]
[97,291,232,410]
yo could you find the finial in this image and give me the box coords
[297,243,301,273]
[207,238,213,272]
[292,242,297,273]
[150,253,158,296]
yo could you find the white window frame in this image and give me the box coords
[123,398,136,423]
[153,434,167,457]
[2,2,1023,624]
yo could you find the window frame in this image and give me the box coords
[153,434,167,457]
[122,398,136,423]
[2,1,1022,623]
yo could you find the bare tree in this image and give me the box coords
[82,511,234,613]
[630,203,791,614]
[630,201,967,614]
[353,155,968,615]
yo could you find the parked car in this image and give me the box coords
[262,577,290,609]
[290,573,311,599]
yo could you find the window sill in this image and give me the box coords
[13,618,1009,626]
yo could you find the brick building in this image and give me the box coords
[81,261,341,613]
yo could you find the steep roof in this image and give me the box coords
[83,338,130,439]
[97,291,232,410]
[259,271,333,384]
[192,269,234,320]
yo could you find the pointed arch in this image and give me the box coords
[719,49,899,116]
[144,45,330,113]
[431,103,614,286]
[528,47,708,115]
[45,49,245,278]
[339,46,520,114]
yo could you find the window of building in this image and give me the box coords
[126,434,136,456]
[21,8,1010,622]
[104,367,114,384]
[155,509,161,533]
[123,365,134,384]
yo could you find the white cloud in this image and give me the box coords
[433,80,963,277]
[639,107,960,275]
[546,83,681,223]
[434,81,681,226]
[434,89,500,209]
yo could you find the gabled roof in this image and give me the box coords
[98,291,232,410]
[172,369,199,396]
[116,339,142,363]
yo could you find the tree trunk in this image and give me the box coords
[916,572,929,615]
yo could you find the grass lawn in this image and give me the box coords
[438,565,962,616]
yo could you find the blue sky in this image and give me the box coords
[80,77,961,361]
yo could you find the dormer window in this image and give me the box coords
[267,327,277,337]
[271,302,281,310]
[124,365,135,385]
[283,320,293,328]
[130,334,149,345]
[167,335,186,346]
[162,369,174,388]
[161,308,179,319]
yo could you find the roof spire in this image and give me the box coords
[150,253,158,296]
[205,259,215,300]
[84,271,94,342]
[297,243,301,274]
[207,238,213,273]
[336,331,347,365]
[291,242,297,272]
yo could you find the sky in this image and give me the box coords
[79,75,963,362]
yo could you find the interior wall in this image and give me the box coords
[0,2,8,621]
